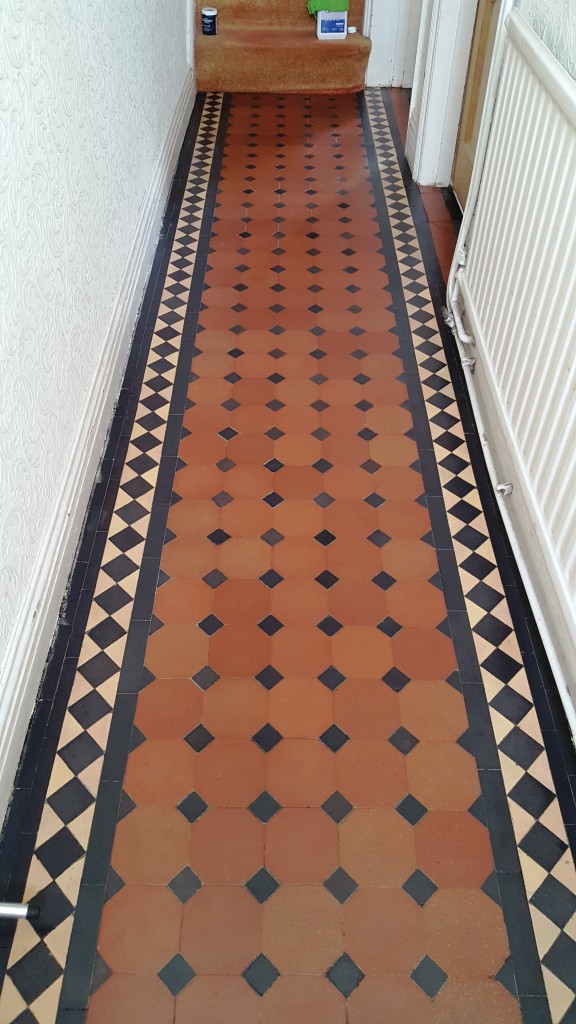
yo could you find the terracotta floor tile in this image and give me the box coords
[180,885,262,974]
[321,406,366,435]
[340,809,417,887]
[415,811,494,888]
[202,678,268,737]
[387,580,447,628]
[269,678,333,737]
[227,433,275,465]
[407,742,481,811]
[376,501,430,540]
[326,541,382,582]
[347,976,433,1024]
[87,975,174,1024]
[135,678,203,739]
[98,885,181,973]
[333,680,400,739]
[380,540,439,582]
[175,977,262,1024]
[323,501,376,540]
[152,578,213,627]
[267,739,336,807]
[111,804,189,885]
[273,500,323,538]
[424,888,511,978]
[145,623,208,678]
[331,626,393,679]
[263,886,342,974]
[220,500,274,539]
[337,740,408,809]
[209,624,271,676]
[160,537,217,580]
[261,976,346,1024]
[189,808,264,883]
[230,406,278,435]
[265,808,338,883]
[370,466,424,501]
[344,888,426,975]
[212,578,271,625]
[271,625,331,677]
[188,377,231,405]
[392,628,457,680]
[270,580,329,625]
[225,465,271,499]
[218,538,271,579]
[276,379,318,407]
[273,539,326,580]
[195,738,266,807]
[232,378,276,406]
[123,739,196,806]
[183,405,230,434]
[328,581,388,627]
[274,466,322,500]
[433,980,521,1023]
[399,680,468,742]
[167,498,221,537]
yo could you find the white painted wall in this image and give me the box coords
[0,0,195,820]
[365,0,423,87]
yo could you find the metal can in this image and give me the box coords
[202,7,218,34]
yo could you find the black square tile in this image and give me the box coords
[377,617,402,637]
[317,616,343,637]
[320,725,349,752]
[158,954,195,995]
[403,869,437,906]
[322,791,353,823]
[252,724,283,752]
[519,822,568,871]
[315,570,339,589]
[410,956,447,998]
[327,954,365,997]
[47,778,94,825]
[499,727,543,770]
[367,529,390,548]
[490,686,532,725]
[243,954,280,996]
[313,492,335,508]
[185,725,214,752]
[388,727,419,755]
[168,867,202,903]
[372,571,396,591]
[256,665,283,690]
[318,667,346,691]
[9,942,62,1004]
[208,528,231,546]
[258,615,284,636]
[246,868,279,904]
[531,875,576,929]
[509,774,555,818]
[203,569,227,589]
[315,530,336,547]
[198,614,223,636]
[542,932,576,990]
[177,791,208,823]
[249,791,281,823]
[365,492,385,508]
[192,666,219,690]
[396,794,428,825]
[324,868,358,904]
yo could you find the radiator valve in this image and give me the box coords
[496,482,513,497]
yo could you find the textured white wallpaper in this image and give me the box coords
[0,0,189,673]
[518,0,576,79]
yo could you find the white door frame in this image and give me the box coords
[406,0,479,186]
[364,0,424,88]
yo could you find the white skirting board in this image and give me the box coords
[0,69,196,826]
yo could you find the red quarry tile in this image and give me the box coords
[348,976,433,1024]
[167,498,220,537]
[337,739,407,808]
[160,537,217,579]
[261,976,346,1024]
[180,886,262,974]
[273,539,326,580]
[380,540,439,582]
[135,679,203,739]
[331,626,393,679]
[175,977,262,1024]
[195,738,266,807]
[225,465,271,499]
[263,886,342,974]
[220,499,274,539]
[323,501,376,540]
[98,886,181,974]
[173,465,224,500]
[269,678,333,737]
[188,808,263,883]
[153,579,213,626]
[387,580,447,628]
[265,808,338,883]
[416,811,494,888]
[376,501,430,539]
[274,466,322,500]
[392,628,457,680]
[227,433,274,465]
[178,432,227,466]
[340,809,417,887]
[218,538,271,579]
[87,975,174,1024]
[145,623,208,678]
[209,624,271,676]
[111,804,189,885]
[433,980,521,1023]
[407,742,481,811]
[272,625,331,677]
[424,888,511,978]
[370,466,423,501]
[203,678,268,738]
[344,888,426,975]
[267,739,336,807]
[274,500,323,538]
[333,679,401,739]
[328,581,388,627]
[212,579,271,624]
[326,541,382,582]
[123,739,195,806]
[399,680,468,741]
[271,580,329,625]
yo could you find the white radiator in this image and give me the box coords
[453,9,576,729]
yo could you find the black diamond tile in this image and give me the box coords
[261,528,284,547]
[315,570,339,589]
[168,866,202,903]
[88,617,126,650]
[48,777,94,825]
[70,689,111,729]
[361,459,380,474]
[256,665,283,690]
[246,868,279,904]
[90,952,112,994]
[519,821,568,871]
[482,648,522,684]
[198,614,223,636]
[509,773,555,818]
[266,427,284,441]
[411,956,447,998]
[322,791,353,823]
[9,942,63,1004]
[78,650,118,686]
[542,932,576,991]
[315,529,336,547]
[324,868,358,903]
[30,881,74,937]
[249,791,281,823]
[212,490,233,507]
[95,585,131,615]
[372,571,396,591]
[481,871,502,906]
[177,791,208,823]
[313,458,332,473]
[265,458,284,473]
[499,726,543,769]
[474,613,512,647]
[327,954,365,997]
[531,875,576,929]
[36,827,84,879]
[313,714,347,752]
[313,492,335,508]
[259,615,284,636]
[264,491,284,508]
[377,617,402,637]
[396,794,428,825]
[59,732,102,774]
[467,581,503,612]
[253,724,283,752]
[317,616,343,637]
[158,954,195,995]
[185,724,214,752]
[260,569,284,589]
[388,727,419,754]
[208,528,231,546]
[243,954,280,996]
[318,666,346,691]
[403,869,437,906]
[461,551,494,580]
[110,525,143,553]
[192,665,219,690]
[365,492,385,508]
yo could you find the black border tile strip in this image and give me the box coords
[358,89,549,1014]
[56,93,230,1020]
[0,95,206,969]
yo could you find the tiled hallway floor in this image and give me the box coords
[1,91,576,1024]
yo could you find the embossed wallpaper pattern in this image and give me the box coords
[0,1,189,672]
[518,0,576,79]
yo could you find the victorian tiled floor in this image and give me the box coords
[1,90,576,1024]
